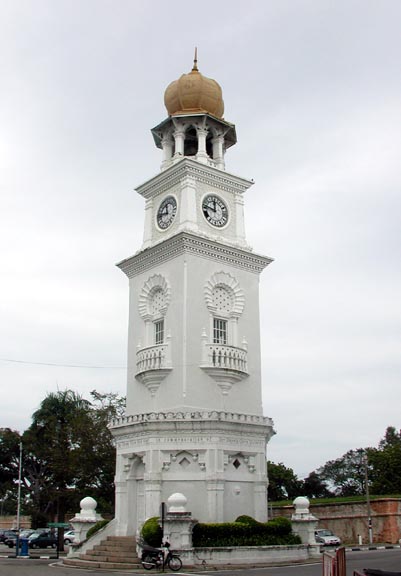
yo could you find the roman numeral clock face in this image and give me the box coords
[202,195,228,228]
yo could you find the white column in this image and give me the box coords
[126,476,138,535]
[212,134,225,170]
[144,318,152,347]
[114,455,128,535]
[253,482,268,522]
[234,192,246,244]
[207,480,225,521]
[142,198,153,249]
[161,136,174,170]
[231,316,239,347]
[144,479,162,520]
[201,329,209,364]
[173,129,185,158]
[179,176,197,232]
[196,127,209,164]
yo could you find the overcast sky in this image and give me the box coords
[1,0,400,479]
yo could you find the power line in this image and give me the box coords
[0,358,126,370]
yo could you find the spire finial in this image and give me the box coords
[192,47,198,71]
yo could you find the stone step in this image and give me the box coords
[93,542,136,552]
[81,547,139,556]
[65,534,141,570]
[64,557,144,570]
[105,535,135,542]
[80,548,139,560]
[81,552,141,563]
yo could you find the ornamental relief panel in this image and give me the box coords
[224,452,257,474]
[204,271,245,317]
[161,450,206,472]
[138,274,171,320]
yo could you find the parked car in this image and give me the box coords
[315,529,341,546]
[4,534,19,548]
[0,530,17,544]
[63,530,75,544]
[28,531,58,549]
[20,529,34,538]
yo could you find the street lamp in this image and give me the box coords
[363,453,373,545]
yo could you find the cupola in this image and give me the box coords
[164,53,224,118]
[151,50,236,172]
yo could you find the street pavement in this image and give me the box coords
[0,547,400,576]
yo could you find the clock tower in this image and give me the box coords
[111,56,275,536]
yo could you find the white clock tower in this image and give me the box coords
[111,56,275,536]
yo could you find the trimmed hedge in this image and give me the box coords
[192,516,301,547]
[235,515,260,525]
[141,516,163,547]
[86,519,110,539]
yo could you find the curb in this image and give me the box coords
[346,545,401,552]
[0,554,58,559]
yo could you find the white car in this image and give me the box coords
[64,530,75,544]
[315,529,341,546]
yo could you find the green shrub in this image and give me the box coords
[141,517,163,547]
[86,519,110,539]
[192,516,301,547]
[235,515,260,525]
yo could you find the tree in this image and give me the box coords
[368,427,401,494]
[72,390,123,512]
[21,389,125,526]
[26,390,92,528]
[0,428,21,514]
[316,449,367,496]
[267,461,303,501]
[0,389,126,529]
[302,471,333,498]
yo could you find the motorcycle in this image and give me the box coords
[141,540,182,571]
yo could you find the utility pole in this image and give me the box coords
[16,442,22,557]
[364,453,373,544]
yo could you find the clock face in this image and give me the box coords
[202,194,228,228]
[157,196,177,230]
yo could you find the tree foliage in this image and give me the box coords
[0,427,21,514]
[368,427,401,494]
[0,389,125,525]
[302,471,332,498]
[316,449,367,497]
[268,427,401,502]
[310,427,401,497]
[267,461,302,501]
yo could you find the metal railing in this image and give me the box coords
[323,547,346,576]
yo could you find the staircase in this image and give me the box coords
[63,535,142,570]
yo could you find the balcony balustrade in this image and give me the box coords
[135,344,172,395]
[201,343,249,395]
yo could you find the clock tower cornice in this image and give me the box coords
[117,231,273,279]
[136,157,253,201]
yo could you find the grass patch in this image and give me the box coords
[271,494,401,507]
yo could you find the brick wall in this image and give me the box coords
[272,498,401,545]
[0,516,31,530]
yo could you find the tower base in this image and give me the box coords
[111,409,275,535]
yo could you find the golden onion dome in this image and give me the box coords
[164,51,224,118]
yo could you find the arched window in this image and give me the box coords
[204,272,245,347]
[138,274,171,347]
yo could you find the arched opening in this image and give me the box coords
[184,127,198,156]
[206,132,213,157]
